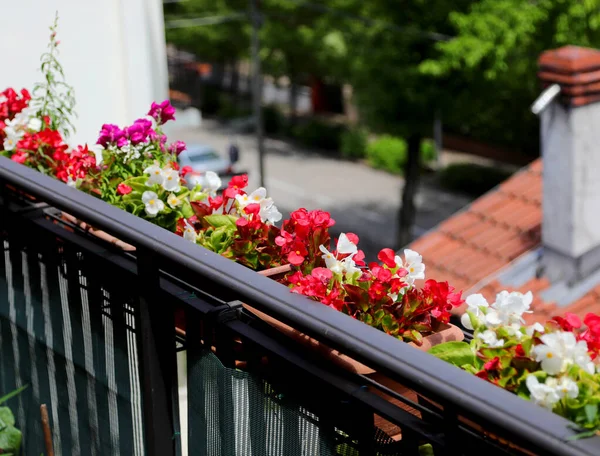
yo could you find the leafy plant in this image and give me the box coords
[431,293,600,436]
[340,128,368,160]
[366,135,407,174]
[0,385,28,455]
[290,119,346,151]
[30,13,77,139]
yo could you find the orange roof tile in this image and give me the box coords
[408,158,600,324]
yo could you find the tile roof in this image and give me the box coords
[408,158,600,325]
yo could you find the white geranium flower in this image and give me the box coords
[531,331,594,375]
[555,376,579,399]
[504,322,525,340]
[485,291,533,327]
[477,330,505,348]
[461,294,490,330]
[2,127,21,151]
[259,198,282,224]
[402,249,425,283]
[167,193,182,208]
[236,187,267,208]
[144,162,164,186]
[336,233,358,255]
[66,176,77,188]
[27,117,42,132]
[204,171,222,196]
[183,220,197,242]
[142,191,164,217]
[162,168,181,192]
[319,233,360,275]
[88,144,104,166]
[526,322,545,337]
[526,376,561,410]
[342,256,361,277]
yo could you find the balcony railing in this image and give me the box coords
[1,155,599,456]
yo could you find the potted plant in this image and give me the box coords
[430,291,600,440]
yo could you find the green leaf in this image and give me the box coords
[0,385,27,406]
[205,214,238,228]
[585,404,598,424]
[429,341,475,367]
[382,314,399,334]
[567,430,599,441]
[0,421,21,453]
[0,408,14,427]
[419,443,435,456]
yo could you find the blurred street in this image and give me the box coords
[169,119,475,260]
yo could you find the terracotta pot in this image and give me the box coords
[60,212,136,251]
[243,300,464,440]
[4,184,37,202]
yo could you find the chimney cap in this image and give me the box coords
[539,45,600,74]
[538,46,600,107]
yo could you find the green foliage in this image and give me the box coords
[366,136,438,174]
[340,128,368,160]
[0,386,27,455]
[290,119,346,151]
[164,0,249,64]
[429,341,476,368]
[420,0,600,152]
[31,13,77,139]
[366,135,407,174]
[439,162,512,196]
[420,139,437,163]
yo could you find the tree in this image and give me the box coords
[420,0,600,153]
[330,0,473,247]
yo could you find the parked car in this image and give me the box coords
[178,144,237,190]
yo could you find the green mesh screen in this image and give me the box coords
[186,350,406,456]
[0,237,145,455]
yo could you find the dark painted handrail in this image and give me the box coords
[1,155,598,456]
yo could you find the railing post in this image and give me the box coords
[136,248,176,456]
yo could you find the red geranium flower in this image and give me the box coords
[117,183,132,195]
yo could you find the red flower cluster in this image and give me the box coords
[177,175,286,271]
[275,208,335,271]
[53,145,97,184]
[11,128,68,167]
[288,267,346,310]
[0,88,30,132]
[287,246,464,344]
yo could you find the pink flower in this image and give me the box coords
[148,100,176,125]
[97,124,126,147]
[169,140,186,155]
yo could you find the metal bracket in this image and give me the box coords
[206,299,243,324]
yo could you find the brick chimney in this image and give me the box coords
[538,46,600,283]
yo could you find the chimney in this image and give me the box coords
[539,46,600,283]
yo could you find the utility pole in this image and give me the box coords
[434,109,443,167]
[250,0,265,188]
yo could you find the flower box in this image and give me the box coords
[242,274,464,440]
[60,212,136,251]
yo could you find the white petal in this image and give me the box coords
[337,233,357,255]
[460,313,474,330]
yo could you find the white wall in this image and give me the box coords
[0,0,169,146]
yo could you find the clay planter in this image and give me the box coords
[243,283,464,441]
[60,212,136,251]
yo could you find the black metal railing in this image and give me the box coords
[1,155,599,456]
